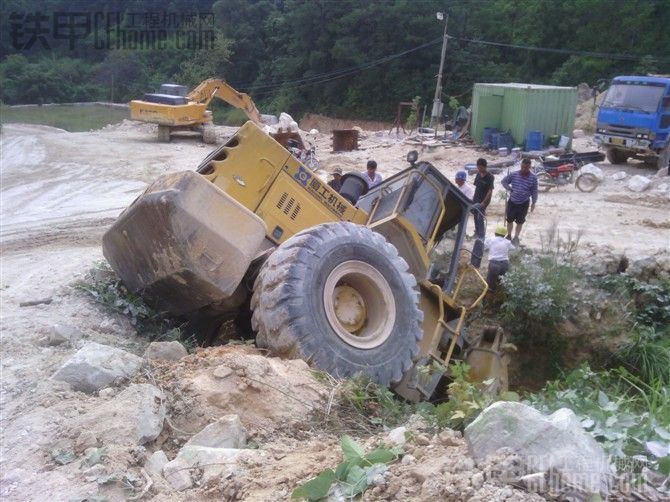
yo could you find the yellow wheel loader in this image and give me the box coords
[129,79,263,144]
[102,121,510,401]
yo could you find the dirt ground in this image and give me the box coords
[1,120,668,501]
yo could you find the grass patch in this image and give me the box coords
[1,104,128,131]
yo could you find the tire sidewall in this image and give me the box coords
[288,230,418,372]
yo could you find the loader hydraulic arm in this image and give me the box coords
[187,79,263,125]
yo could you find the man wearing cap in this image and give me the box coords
[484,226,515,292]
[328,167,343,192]
[364,160,382,188]
[454,171,474,199]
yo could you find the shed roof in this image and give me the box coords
[474,83,576,90]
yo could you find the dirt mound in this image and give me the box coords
[300,113,392,133]
[141,345,329,438]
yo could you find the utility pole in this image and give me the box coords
[430,12,449,129]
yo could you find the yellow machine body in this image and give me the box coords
[103,121,506,401]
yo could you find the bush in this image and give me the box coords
[498,254,577,344]
[616,327,670,386]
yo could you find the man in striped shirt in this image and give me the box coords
[501,158,538,245]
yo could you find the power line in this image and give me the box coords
[234,34,668,99]
[236,37,443,94]
[449,35,670,63]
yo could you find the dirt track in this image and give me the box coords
[0,120,668,500]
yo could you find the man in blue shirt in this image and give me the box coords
[501,158,538,245]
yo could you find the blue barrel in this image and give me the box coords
[494,132,513,152]
[526,130,544,151]
[483,127,498,148]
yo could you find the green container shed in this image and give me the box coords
[470,83,578,147]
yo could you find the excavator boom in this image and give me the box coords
[187,79,263,125]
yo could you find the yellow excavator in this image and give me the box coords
[129,78,263,144]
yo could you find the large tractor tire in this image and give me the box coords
[251,222,423,386]
[606,147,628,165]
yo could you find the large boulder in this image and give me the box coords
[77,383,165,445]
[627,175,651,192]
[580,163,604,181]
[184,414,247,449]
[465,401,611,496]
[52,342,143,393]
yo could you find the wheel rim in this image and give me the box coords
[323,260,396,349]
[576,173,598,192]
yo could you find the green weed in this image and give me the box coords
[526,364,670,475]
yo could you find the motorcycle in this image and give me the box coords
[288,139,320,171]
[534,154,602,193]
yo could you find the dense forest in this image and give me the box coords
[1,0,669,121]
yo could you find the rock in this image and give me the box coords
[98,387,116,400]
[611,171,627,181]
[572,129,585,138]
[74,430,98,452]
[78,383,165,445]
[386,426,407,446]
[517,472,546,493]
[627,175,651,192]
[438,429,461,447]
[184,414,247,449]
[144,341,188,361]
[48,323,81,346]
[52,342,143,393]
[465,402,610,495]
[628,256,659,281]
[471,471,484,489]
[212,365,233,379]
[401,454,416,465]
[163,446,250,491]
[145,450,169,479]
[580,163,604,181]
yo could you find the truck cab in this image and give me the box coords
[595,76,670,169]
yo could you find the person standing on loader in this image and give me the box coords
[485,226,515,292]
[364,160,383,188]
[501,158,538,245]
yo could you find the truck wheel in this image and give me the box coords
[157,125,171,143]
[576,173,599,192]
[606,148,628,165]
[659,141,670,171]
[251,222,423,386]
[202,124,216,144]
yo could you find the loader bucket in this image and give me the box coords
[102,170,267,315]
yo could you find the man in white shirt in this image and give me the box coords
[484,226,515,292]
[454,171,474,199]
[364,160,383,188]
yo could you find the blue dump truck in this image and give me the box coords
[595,76,670,170]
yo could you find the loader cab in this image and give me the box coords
[356,152,478,294]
